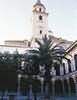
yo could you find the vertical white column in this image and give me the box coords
[45,83,49,95]
[60,64,64,75]
[65,61,69,74]
[51,67,56,76]
[66,78,71,95]
[61,79,65,95]
[29,84,32,95]
[52,78,55,96]
[17,74,21,95]
[41,77,44,95]
[71,57,76,71]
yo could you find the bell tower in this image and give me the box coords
[31,0,48,45]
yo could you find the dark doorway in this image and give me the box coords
[54,62,60,76]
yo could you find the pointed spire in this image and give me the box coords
[34,0,45,9]
[37,0,41,4]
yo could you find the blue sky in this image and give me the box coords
[0,0,77,44]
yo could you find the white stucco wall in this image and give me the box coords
[31,4,48,47]
[66,45,77,72]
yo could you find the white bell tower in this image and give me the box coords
[31,0,48,46]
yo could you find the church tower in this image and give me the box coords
[31,0,48,46]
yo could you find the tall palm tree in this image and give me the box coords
[25,35,71,98]
[26,35,66,79]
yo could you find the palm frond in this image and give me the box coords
[35,38,42,46]
[51,41,65,50]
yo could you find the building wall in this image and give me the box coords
[31,4,48,47]
[32,11,48,38]
[66,46,77,72]
[5,40,29,48]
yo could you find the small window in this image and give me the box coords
[40,30,42,34]
[39,15,42,20]
[39,8,41,12]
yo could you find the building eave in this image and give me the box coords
[65,40,77,55]
[0,45,27,48]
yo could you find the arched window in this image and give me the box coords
[54,62,60,76]
[40,30,42,34]
[68,60,72,72]
[39,15,43,20]
[39,8,41,12]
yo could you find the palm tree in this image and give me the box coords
[26,35,65,79]
[24,50,40,76]
[25,35,71,97]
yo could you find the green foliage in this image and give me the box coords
[25,35,71,82]
[0,51,22,92]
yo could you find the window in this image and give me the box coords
[40,30,42,34]
[39,15,42,20]
[68,60,72,72]
[39,8,41,12]
[54,62,60,76]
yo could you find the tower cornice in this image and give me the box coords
[32,10,48,16]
